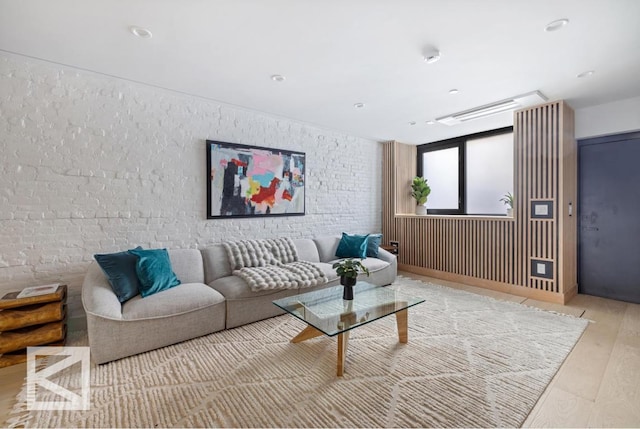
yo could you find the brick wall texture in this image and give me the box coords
[0,54,383,314]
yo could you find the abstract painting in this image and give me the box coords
[206,140,306,219]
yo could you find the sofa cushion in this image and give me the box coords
[315,262,339,282]
[94,247,143,303]
[202,244,232,284]
[335,233,369,258]
[209,275,295,300]
[122,283,224,320]
[129,248,181,297]
[292,238,321,263]
[168,249,205,284]
[329,257,389,274]
[313,236,340,263]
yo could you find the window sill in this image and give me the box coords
[395,213,514,221]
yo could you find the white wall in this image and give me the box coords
[575,95,640,139]
[0,53,383,312]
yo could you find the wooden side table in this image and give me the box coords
[381,244,399,255]
[0,285,67,368]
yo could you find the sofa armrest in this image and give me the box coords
[376,247,396,264]
[376,247,398,279]
[82,262,123,320]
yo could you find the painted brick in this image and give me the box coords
[0,53,383,315]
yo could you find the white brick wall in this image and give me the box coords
[0,53,383,315]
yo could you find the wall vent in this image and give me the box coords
[436,91,547,126]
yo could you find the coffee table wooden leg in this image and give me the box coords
[337,331,350,376]
[291,325,324,343]
[396,309,408,343]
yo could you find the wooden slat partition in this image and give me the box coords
[391,215,515,281]
[382,101,577,304]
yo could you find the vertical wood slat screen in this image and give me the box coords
[382,142,395,244]
[389,216,516,283]
[395,144,417,216]
[382,101,576,303]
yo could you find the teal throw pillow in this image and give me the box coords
[128,248,181,298]
[366,233,383,258]
[335,233,369,259]
[94,246,143,303]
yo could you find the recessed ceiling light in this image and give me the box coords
[426,120,435,125]
[577,70,595,78]
[449,89,459,95]
[130,26,153,39]
[353,103,365,109]
[409,121,417,126]
[423,47,441,64]
[544,18,569,32]
[271,74,286,82]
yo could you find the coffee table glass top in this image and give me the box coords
[273,282,425,337]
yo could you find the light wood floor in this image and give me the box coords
[1,272,638,427]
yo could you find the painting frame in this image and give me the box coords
[206,140,306,219]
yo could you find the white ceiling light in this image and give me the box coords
[436,91,547,126]
[577,70,595,78]
[426,120,435,125]
[544,18,569,32]
[130,26,153,38]
[423,47,441,64]
[409,121,417,125]
[449,89,459,95]
[353,102,365,109]
[271,74,285,82]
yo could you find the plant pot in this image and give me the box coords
[415,205,427,216]
[506,208,513,217]
[342,285,354,300]
[340,276,356,287]
[340,276,356,300]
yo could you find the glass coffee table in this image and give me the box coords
[273,282,425,376]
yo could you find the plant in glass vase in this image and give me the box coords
[332,258,370,300]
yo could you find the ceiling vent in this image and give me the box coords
[436,91,547,126]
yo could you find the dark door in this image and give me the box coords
[579,131,640,304]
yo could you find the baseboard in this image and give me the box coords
[398,264,566,304]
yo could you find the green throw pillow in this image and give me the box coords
[94,246,143,303]
[128,248,181,297]
[335,233,370,259]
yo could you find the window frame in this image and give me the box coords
[417,126,513,216]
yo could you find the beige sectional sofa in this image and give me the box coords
[82,236,397,364]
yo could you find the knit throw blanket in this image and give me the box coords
[222,238,327,292]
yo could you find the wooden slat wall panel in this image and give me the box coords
[382,142,395,246]
[386,216,515,281]
[395,143,417,216]
[518,102,564,293]
[381,102,576,303]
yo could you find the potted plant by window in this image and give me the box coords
[500,192,514,217]
[411,176,431,215]
[332,258,370,300]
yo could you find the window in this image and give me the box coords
[417,127,513,215]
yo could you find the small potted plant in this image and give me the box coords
[500,192,514,217]
[332,258,370,300]
[411,176,431,215]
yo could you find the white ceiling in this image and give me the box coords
[1,0,639,144]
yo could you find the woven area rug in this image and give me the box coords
[6,276,588,428]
